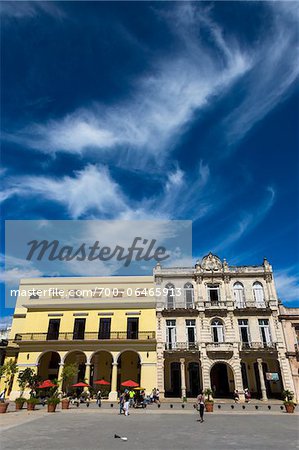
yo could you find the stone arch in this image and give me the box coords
[90,350,113,390]
[37,351,61,381]
[210,360,236,398]
[116,350,141,391]
[63,350,87,388]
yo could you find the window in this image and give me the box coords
[211,319,224,343]
[127,318,139,339]
[234,282,245,308]
[166,283,175,309]
[258,319,271,345]
[184,283,194,308]
[253,282,265,307]
[186,319,196,348]
[166,319,176,349]
[73,318,86,340]
[295,325,299,345]
[207,285,220,304]
[47,319,60,340]
[238,319,250,346]
[98,318,111,339]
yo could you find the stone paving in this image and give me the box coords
[1,404,298,450]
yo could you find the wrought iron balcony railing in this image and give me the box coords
[240,341,277,350]
[235,301,269,309]
[163,302,196,310]
[164,342,199,351]
[206,342,234,351]
[14,331,156,342]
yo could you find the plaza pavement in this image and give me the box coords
[1,403,298,450]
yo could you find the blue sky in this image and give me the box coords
[1,1,299,325]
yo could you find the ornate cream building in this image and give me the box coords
[279,305,299,402]
[154,254,295,401]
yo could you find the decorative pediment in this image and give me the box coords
[201,253,223,271]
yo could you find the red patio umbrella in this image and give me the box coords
[72,382,90,387]
[39,380,57,389]
[94,379,110,385]
[121,380,139,388]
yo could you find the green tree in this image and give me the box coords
[60,363,78,394]
[17,368,40,397]
[0,359,18,400]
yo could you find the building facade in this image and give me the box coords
[154,254,295,401]
[6,276,157,400]
[279,305,299,402]
[2,254,297,402]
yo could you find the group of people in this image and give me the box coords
[234,388,251,403]
[118,387,160,416]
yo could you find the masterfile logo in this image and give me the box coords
[5,220,192,308]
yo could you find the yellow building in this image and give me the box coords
[6,275,157,400]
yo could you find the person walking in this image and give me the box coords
[124,391,130,416]
[196,391,205,423]
[96,390,102,407]
[119,392,125,415]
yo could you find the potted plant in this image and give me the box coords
[0,359,18,413]
[47,397,60,413]
[60,364,78,409]
[283,390,296,413]
[15,397,27,411]
[27,397,39,411]
[204,388,214,412]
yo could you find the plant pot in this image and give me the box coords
[15,402,25,411]
[61,399,70,410]
[27,403,36,411]
[285,403,295,413]
[47,403,57,413]
[0,402,9,413]
[205,402,214,413]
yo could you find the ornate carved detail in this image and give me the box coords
[201,253,223,271]
[265,273,272,283]
[155,276,162,285]
[223,275,230,284]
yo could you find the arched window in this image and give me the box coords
[166,283,175,309]
[211,319,224,343]
[233,282,245,308]
[184,282,194,308]
[253,282,265,307]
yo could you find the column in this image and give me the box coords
[257,358,268,401]
[180,358,186,400]
[84,363,91,391]
[108,362,118,401]
[57,363,64,391]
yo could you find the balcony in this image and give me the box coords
[13,331,156,342]
[235,301,269,310]
[240,341,277,351]
[206,342,234,353]
[164,342,199,352]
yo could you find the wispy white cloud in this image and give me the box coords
[210,186,275,253]
[3,4,250,168]
[0,1,64,19]
[2,161,212,221]
[275,267,299,303]
[221,2,299,149]
[0,315,13,329]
